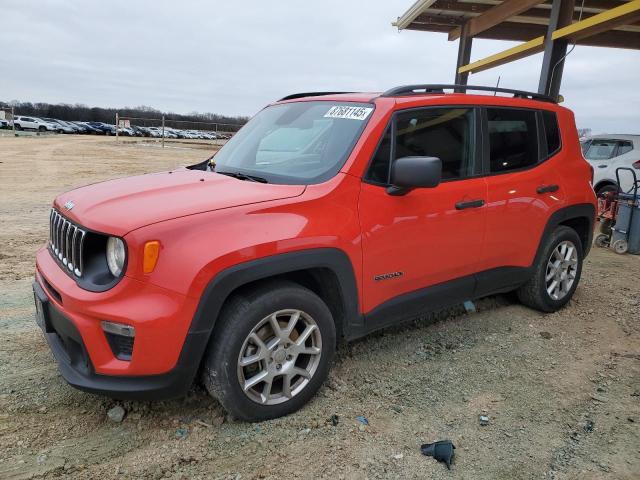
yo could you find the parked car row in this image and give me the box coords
[117,125,231,140]
[3,116,117,135]
[0,116,233,139]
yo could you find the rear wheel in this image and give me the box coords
[596,184,617,198]
[201,281,336,421]
[517,226,583,312]
[38,126,46,132]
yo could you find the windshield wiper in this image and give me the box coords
[216,170,269,183]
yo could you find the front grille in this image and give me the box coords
[49,209,87,277]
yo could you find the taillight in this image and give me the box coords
[633,160,640,169]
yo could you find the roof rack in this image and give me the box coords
[278,92,354,101]
[381,84,556,103]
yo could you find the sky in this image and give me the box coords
[1,0,639,133]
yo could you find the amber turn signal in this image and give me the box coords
[143,241,160,273]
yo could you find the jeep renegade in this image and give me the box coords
[33,85,597,421]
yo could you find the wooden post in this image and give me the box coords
[11,106,15,136]
[161,115,165,148]
[115,112,119,142]
[538,0,575,99]
[454,24,473,91]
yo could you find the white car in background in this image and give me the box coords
[13,116,57,132]
[583,135,640,196]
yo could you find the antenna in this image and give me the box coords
[494,76,501,95]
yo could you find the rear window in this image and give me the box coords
[584,140,618,160]
[487,108,538,173]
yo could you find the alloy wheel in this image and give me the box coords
[545,240,578,300]
[237,309,322,405]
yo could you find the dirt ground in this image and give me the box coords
[0,135,638,480]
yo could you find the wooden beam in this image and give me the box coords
[457,36,546,74]
[449,0,544,40]
[411,13,466,28]
[458,0,640,73]
[552,0,640,39]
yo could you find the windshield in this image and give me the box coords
[211,101,374,184]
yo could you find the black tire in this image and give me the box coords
[15,124,22,130]
[201,281,336,421]
[596,184,617,198]
[38,126,46,132]
[517,226,583,313]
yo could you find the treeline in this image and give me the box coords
[0,100,248,126]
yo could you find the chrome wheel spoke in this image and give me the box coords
[282,375,293,399]
[295,324,317,347]
[283,310,300,337]
[291,367,311,379]
[296,345,321,356]
[244,370,270,392]
[261,378,273,403]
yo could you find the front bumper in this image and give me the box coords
[34,247,208,400]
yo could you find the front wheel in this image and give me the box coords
[201,281,336,421]
[517,226,583,312]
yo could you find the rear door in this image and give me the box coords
[480,107,564,287]
[358,106,487,317]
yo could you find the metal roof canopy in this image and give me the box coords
[394,0,640,100]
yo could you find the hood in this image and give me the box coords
[54,169,306,236]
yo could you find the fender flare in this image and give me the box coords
[173,248,360,377]
[533,203,596,264]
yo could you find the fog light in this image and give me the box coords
[101,321,135,361]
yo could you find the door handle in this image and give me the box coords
[455,199,485,210]
[597,164,608,168]
[536,184,559,194]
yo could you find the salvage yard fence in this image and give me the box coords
[115,114,241,149]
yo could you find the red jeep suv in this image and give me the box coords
[33,85,596,421]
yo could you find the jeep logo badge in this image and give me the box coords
[64,200,75,210]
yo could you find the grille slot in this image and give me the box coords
[49,209,87,277]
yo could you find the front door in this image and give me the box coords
[358,106,487,318]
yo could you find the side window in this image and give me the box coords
[367,127,391,184]
[617,141,633,156]
[542,110,561,156]
[487,108,538,173]
[367,107,476,184]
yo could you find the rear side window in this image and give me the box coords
[542,110,560,156]
[618,141,633,156]
[367,107,476,184]
[487,108,538,173]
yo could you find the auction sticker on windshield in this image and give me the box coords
[324,106,373,121]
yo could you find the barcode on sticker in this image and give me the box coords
[324,106,373,121]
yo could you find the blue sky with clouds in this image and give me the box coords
[1,0,639,133]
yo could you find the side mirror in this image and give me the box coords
[387,156,442,196]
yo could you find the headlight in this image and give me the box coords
[106,237,126,277]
